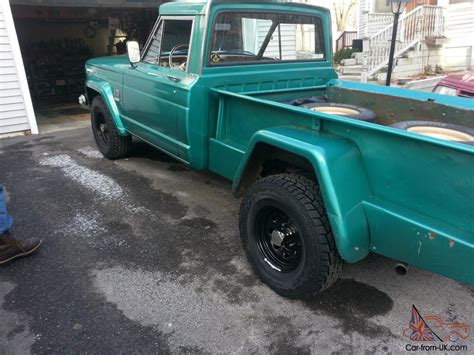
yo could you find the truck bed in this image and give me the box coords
[252,79,474,128]
[208,80,473,283]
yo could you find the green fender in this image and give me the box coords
[232,127,372,263]
[86,77,128,136]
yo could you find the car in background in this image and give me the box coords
[433,71,474,98]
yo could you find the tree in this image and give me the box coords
[333,0,358,32]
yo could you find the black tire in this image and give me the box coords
[239,173,342,298]
[301,102,376,122]
[390,121,474,145]
[282,96,328,106]
[91,96,132,160]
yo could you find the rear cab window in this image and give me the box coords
[207,11,326,67]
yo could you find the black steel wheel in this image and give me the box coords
[255,205,302,272]
[240,173,342,298]
[91,97,132,160]
[92,109,110,152]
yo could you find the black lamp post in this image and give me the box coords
[385,0,410,86]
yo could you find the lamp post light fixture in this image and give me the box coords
[385,0,410,86]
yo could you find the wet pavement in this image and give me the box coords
[0,128,472,354]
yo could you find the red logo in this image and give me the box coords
[402,305,470,342]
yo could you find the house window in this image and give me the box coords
[374,0,394,13]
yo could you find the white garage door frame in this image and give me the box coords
[1,0,38,135]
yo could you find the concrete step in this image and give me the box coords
[405,50,426,59]
[338,75,362,82]
[393,63,423,74]
[396,57,422,66]
[356,57,367,65]
[376,67,424,81]
[352,52,417,66]
[340,58,357,66]
[340,65,364,75]
[340,63,421,77]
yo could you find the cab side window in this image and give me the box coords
[142,21,164,65]
[142,18,193,71]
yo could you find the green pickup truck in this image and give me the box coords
[80,0,474,298]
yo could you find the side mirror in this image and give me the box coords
[126,41,141,66]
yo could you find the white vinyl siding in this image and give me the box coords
[443,2,474,69]
[446,2,474,46]
[0,1,37,135]
[257,22,297,60]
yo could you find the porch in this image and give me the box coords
[337,2,449,82]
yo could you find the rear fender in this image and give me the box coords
[233,127,372,263]
[86,77,127,136]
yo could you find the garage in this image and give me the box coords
[1,0,163,135]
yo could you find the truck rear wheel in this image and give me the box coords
[91,97,132,160]
[239,173,342,298]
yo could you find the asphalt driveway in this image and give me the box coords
[0,128,472,354]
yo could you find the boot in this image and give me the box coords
[0,231,41,265]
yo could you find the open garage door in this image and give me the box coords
[9,0,162,133]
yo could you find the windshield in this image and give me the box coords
[208,11,326,66]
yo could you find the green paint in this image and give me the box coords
[84,0,474,285]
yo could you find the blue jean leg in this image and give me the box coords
[0,186,13,235]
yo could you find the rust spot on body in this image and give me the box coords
[428,232,436,240]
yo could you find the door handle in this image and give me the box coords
[167,75,181,83]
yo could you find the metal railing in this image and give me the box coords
[422,5,446,38]
[364,5,445,76]
[335,31,357,52]
[367,13,394,36]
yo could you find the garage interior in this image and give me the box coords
[10,1,162,132]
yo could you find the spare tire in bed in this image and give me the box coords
[282,96,328,106]
[301,102,377,122]
[390,121,474,145]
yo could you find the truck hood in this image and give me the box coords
[86,55,130,71]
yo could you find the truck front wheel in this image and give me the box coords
[91,97,132,160]
[239,174,342,298]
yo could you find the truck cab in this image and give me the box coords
[85,0,335,165]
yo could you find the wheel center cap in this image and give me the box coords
[271,230,286,247]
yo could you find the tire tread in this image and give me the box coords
[91,97,132,160]
[240,173,342,298]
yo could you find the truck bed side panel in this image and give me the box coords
[209,89,474,284]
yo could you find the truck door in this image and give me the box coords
[121,17,194,157]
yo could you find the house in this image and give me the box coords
[0,1,37,136]
[338,0,474,82]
